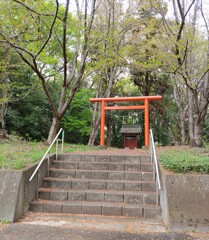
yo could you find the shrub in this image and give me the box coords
[159,147,209,174]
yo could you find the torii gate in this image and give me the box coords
[89,96,162,147]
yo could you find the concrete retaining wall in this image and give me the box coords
[160,165,209,232]
[0,155,55,222]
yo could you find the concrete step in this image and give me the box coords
[42,178,156,191]
[51,161,148,172]
[48,170,153,181]
[58,154,151,163]
[38,188,158,205]
[30,200,161,218]
[29,152,161,220]
[22,212,166,234]
[49,168,153,181]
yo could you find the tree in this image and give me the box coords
[0,45,12,129]
[0,44,32,131]
[88,0,129,146]
[6,77,51,141]
[161,0,209,147]
[0,83,10,130]
[0,0,97,144]
[127,0,168,96]
[61,87,94,144]
[173,74,188,145]
[126,0,178,145]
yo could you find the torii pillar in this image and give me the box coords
[89,96,162,147]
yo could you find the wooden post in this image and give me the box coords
[100,100,105,146]
[144,98,149,147]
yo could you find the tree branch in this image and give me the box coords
[13,0,61,19]
[0,37,34,58]
[35,0,59,58]
[32,58,57,117]
[62,0,70,87]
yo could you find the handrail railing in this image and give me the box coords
[150,129,161,191]
[29,128,64,182]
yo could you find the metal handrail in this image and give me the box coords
[150,129,161,190]
[29,128,64,182]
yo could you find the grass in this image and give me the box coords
[0,138,100,170]
[158,146,209,174]
[2,136,209,174]
[0,219,11,224]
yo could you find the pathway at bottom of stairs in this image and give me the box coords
[0,212,209,240]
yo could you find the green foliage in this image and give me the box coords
[61,88,94,144]
[159,147,209,173]
[5,70,51,141]
[113,77,139,97]
[0,0,80,79]
[0,0,208,148]
[0,219,11,224]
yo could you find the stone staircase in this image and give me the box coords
[30,154,161,219]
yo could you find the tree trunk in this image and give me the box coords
[187,89,195,147]
[106,111,112,147]
[180,115,186,145]
[0,107,5,129]
[187,87,208,147]
[192,121,204,147]
[173,75,188,145]
[88,117,100,146]
[168,127,179,145]
[47,117,61,145]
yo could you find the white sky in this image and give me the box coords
[60,0,209,29]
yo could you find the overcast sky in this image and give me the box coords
[59,0,209,29]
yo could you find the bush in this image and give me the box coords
[159,147,209,174]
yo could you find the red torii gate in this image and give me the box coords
[89,96,162,147]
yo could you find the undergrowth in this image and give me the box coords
[0,139,100,170]
[159,147,209,174]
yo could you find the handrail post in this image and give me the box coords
[153,160,155,181]
[150,134,153,163]
[36,170,39,200]
[150,129,161,191]
[62,130,64,153]
[56,139,59,160]
[47,153,50,177]
[156,182,159,206]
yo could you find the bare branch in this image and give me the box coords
[177,71,196,93]
[14,47,57,117]
[200,0,209,37]
[13,0,61,19]
[176,0,184,20]
[75,0,82,21]
[35,0,59,58]
[174,39,189,73]
[62,0,70,87]
[0,35,35,58]
[32,59,57,117]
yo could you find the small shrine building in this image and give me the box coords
[120,125,142,149]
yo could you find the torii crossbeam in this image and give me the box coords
[89,96,162,147]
